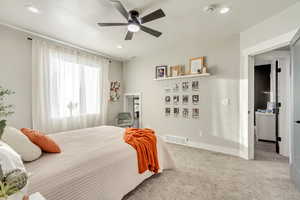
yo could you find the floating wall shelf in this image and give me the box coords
[154,73,211,81]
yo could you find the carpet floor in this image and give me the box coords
[123,143,300,200]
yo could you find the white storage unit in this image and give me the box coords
[256,112,276,141]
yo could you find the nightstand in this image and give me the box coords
[29,193,46,200]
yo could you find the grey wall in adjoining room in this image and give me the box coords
[123,35,241,152]
[0,24,32,129]
[0,24,123,129]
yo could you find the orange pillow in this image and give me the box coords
[20,128,61,153]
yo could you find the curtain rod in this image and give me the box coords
[26,36,112,63]
[0,22,121,62]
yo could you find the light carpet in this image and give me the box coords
[123,143,300,200]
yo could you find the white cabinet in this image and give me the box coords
[256,112,276,141]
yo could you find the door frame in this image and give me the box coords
[240,29,298,160]
[123,92,142,128]
[290,30,300,188]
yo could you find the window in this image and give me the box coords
[49,57,101,119]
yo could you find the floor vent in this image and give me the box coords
[165,135,188,145]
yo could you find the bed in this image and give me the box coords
[24,126,175,200]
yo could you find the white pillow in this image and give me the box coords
[0,141,28,196]
[0,141,25,171]
[1,127,42,162]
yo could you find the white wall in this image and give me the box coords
[240,2,300,50]
[107,60,124,125]
[124,35,241,156]
[0,24,123,128]
[0,25,32,129]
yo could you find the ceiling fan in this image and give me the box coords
[97,0,166,40]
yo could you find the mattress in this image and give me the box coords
[25,126,175,200]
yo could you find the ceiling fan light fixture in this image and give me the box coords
[128,23,140,33]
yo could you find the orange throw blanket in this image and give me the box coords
[124,128,160,174]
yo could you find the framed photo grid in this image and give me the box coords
[164,80,200,119]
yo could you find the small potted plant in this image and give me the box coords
[0,165,28,200]
[0,86,14,139]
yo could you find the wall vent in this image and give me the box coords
[165,135,188,145]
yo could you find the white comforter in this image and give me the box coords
[25,126,175,200]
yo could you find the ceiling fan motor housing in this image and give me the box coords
[98,1,165,40]
[129,10,140,20]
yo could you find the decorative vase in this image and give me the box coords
[7,192,25,200]
[202,66,208,74]
[0,191,26,200]
[0,120,6,139]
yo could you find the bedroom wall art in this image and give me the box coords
[110,81,121,102]
[165,108,171,116]
[182,108,189,118]
[163,79,200,119]
[192,108,200,119]
[173,107,180,117]
[173,95,180,105]
[165,96,171,104]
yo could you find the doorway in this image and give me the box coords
[253,49,291,160]
[123,93,142,128]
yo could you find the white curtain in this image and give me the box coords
[32,39,109,133]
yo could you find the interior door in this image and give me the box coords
[275,60,280,154]
[291,31,300,189]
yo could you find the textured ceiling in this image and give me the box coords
[0,0,299,60]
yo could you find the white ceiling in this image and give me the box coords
[0,0,299,60]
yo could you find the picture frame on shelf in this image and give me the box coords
[155,65,168,79]
[170,65,184,77]
[189,57,204,74]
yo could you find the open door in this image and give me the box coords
[275,60,280,154]
[291,30,300,189]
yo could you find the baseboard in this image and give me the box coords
[163,138,241,158]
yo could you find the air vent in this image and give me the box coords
[165,135,188,145]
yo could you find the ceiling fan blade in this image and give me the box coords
[98,23,128,27]
[140,25,162,37]
[110,0,129,20]
[125,31,134,40]
[141,9,166,24]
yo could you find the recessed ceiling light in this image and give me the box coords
[25,5,40,14]
[117,45,123,49]
[220,7,230,14]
